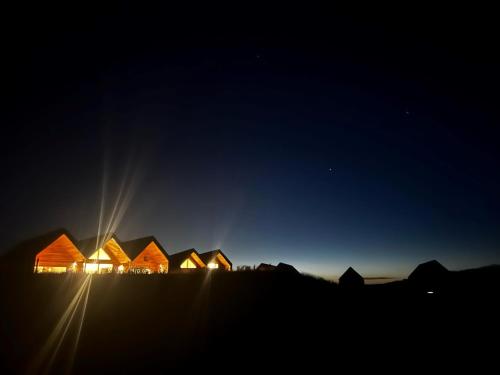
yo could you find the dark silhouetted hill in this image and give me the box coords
[0,265,499,373]
[276,262,300,273]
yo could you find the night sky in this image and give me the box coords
[2,5,500,279]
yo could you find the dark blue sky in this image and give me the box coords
[2,5,500,279]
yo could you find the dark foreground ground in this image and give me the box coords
[0,269,499,373]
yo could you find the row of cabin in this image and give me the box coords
[24,229,231,274]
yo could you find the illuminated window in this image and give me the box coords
[100,264,113,273]
[117,265,125,274]
[180,258,197,269]
[207,262,219,269]
[36,266,67,273]
[88,248,111,260]
[85,263,113,274]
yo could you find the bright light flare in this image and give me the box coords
[30,275,93,374]
[84,263,113,274]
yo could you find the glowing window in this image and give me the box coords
[117,265,125,274]
[85,263,113,274]
[180,258,197,269]
[207,262,219,269]
[88,249,111,260]
[36,266,67,273]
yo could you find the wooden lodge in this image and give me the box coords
[0,229,85,274]
[122,236,169,274]
[34,232,86,273]
[77,234,131,274]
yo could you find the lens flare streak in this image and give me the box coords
[29,275,93,374]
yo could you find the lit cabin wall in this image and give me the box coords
[130,242,169,273]
[103,238,130,264]
[217,254,231,271]
[82,238,131,273]
[35,235,85,272]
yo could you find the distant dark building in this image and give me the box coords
[256,263,277,271]
[339,267,364,287]
[276,262,300,274]
[408,260,449,289]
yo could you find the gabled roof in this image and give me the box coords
[169,249,205,269]
[121,236,169,261]
[77,233,122,258]
[199,249,232,268]
[77,234,131,264]
[408,260,448,281]
[1,228,83,265]
[339,267,364,284]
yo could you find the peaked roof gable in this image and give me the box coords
[2,228,82,263]
[121,236,169,261]
[199,249,232,269]
[339,267,364,282]
[170,249,206,268]
[77,234,130,262]
[408,260,448,280]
